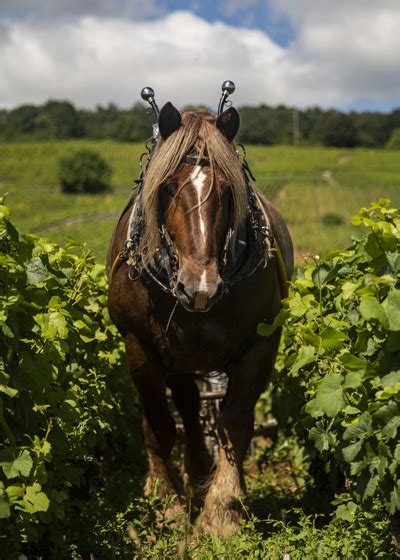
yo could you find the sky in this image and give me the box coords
[0,0,399,112]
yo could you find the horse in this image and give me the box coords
[107,102,293,537]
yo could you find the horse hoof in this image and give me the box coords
[195,509,242,539]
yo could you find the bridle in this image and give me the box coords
[113,149,274,299]
[110,81,287,302]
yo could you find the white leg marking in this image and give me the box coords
[190,166,207,238]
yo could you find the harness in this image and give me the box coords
[110,148,288,300]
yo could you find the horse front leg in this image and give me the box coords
[125,333,182,502]
[197,330,281,538]
[167,374,213,496]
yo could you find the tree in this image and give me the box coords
[386,128,400,149]
[58,149,112,194]
[351,111,391,147]
[35,100,85,139]
[311,110,358,147]
[3,105,39,137]
[238,105,292,144]
[110,103,151,142]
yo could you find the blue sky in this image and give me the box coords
[0,0,399,112]
[161,0,295,47]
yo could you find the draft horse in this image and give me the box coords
[107,102,293,537]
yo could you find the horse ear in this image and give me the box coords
[158,102,182,140]
[216,107,240,141]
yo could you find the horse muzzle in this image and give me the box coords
[174,277,224,312]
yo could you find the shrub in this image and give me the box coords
[321,212,345,226]
[260,199,400,515]
[58,148,112,194]
[386,128,400,150]
[0,199,142,556]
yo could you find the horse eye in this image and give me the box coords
[163,181,177,196]
[221,182,232,196]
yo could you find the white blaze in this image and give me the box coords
[190,166,206,238]
[199,270,208,292]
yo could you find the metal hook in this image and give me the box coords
[139,152,149,169]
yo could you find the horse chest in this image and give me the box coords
[157,321,239,373]
[150,292,272,373]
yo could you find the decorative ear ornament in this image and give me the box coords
[140,79,237,140]
[141,86,160,139]
[217,80,236,115]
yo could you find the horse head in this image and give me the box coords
[140,103,246,312]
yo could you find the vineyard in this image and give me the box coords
[0,143,400,557]
[1,141,400,261]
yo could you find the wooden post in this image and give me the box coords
[292,109,300,146]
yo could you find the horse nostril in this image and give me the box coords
[176,281,190,299]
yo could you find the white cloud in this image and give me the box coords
[0,7,399,111]
[0,0,163,20]
[269,0,400,106]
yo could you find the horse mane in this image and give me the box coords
[139,108,248,264]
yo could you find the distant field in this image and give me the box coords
[1,140,399,263]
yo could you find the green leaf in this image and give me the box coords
[304,398,324,418]
[0,204,10,221]
[375,401,400,422]
[309,422,336,452]
[343,413,373,441]
[289,293,314,318]
[342,440,363,462]
[344,370,364,389]
[320,327,347,349]
[381,416,400,440]
[363,475,378,500]
[335,501,357,522]
[34,311,68,340]
[389,482,400,514]
[0,449,33,479]
[339,352,367,371]
[381,370,400,388]
[290,345,315,375]
[386,251,400,273]
[341,282,358,300]
[5,485,24,502]
[382,289,400,331]
[359,297,388,328]
[21,483,50,514]
[25,256,48,285]
[0,484,10,519]
[0,384,18,398]
[315,373,346,417]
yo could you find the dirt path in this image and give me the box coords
[33,211,120,234]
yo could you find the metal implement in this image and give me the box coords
[217,80,236,115]
[141,86,159,118]
[141,86,160,139]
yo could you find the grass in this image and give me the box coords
[1,141,400,263]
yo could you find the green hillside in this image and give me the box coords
[1,141,399,262]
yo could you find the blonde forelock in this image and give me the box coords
[139,108,248,263]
